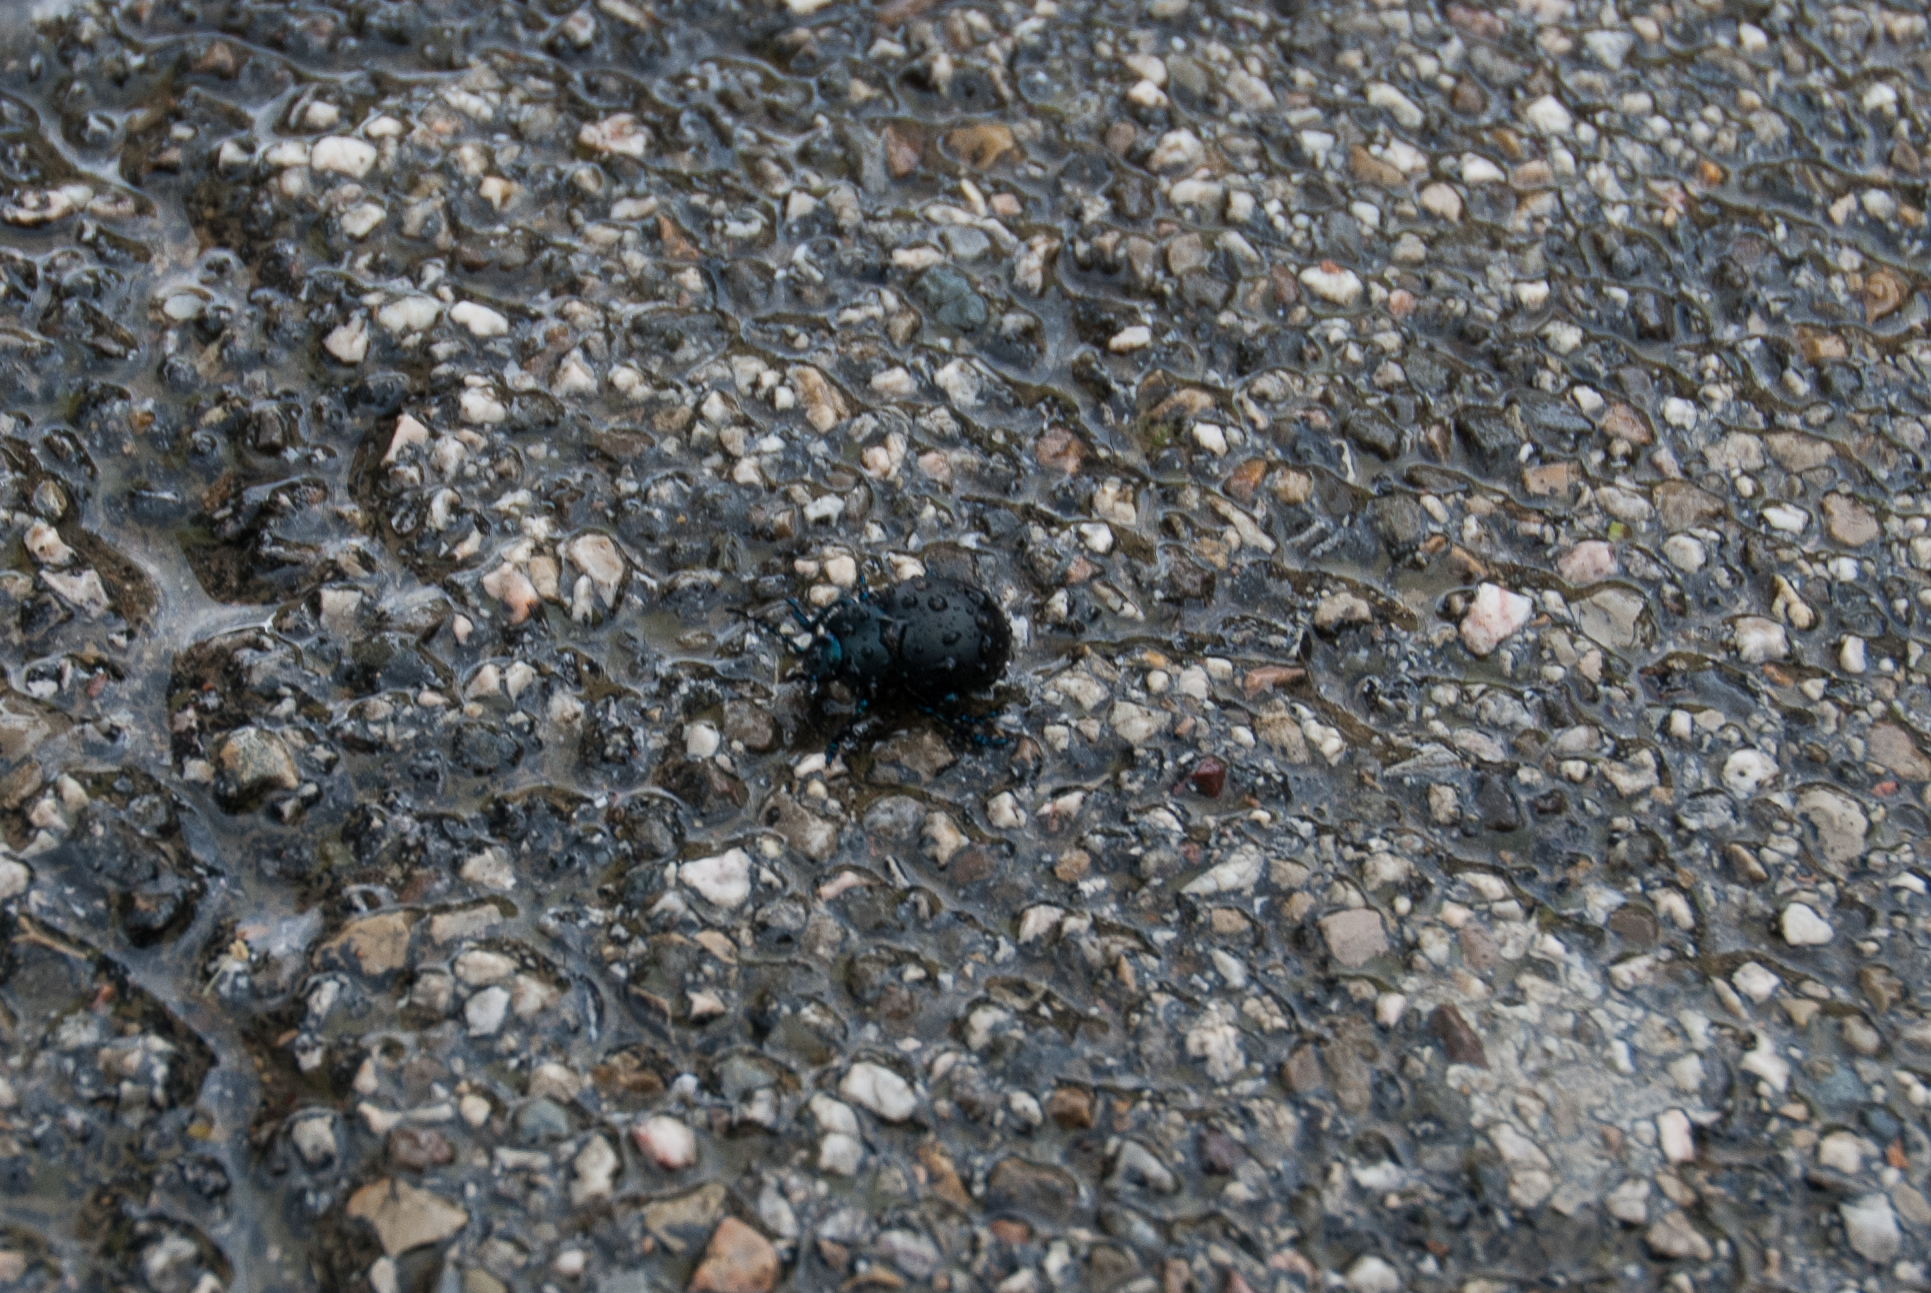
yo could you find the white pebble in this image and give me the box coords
[311,136,377,177]
[840,1061,918,1122]
[1780,902,1834,946]
[676,848,752,910]
[450,301,509,337]
[1460,583,1533,657]
[684,721,721,759]
[1300,261,1364,306]
[1721,749,1778,797]
[1657,1109,1695,1164]
[631,1115,698,1170]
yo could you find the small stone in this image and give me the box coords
[290,1113,338,1167]
[455,950,515,986]
[1148,129,1205,173]
[1184,1005,1246,1080]
[1047,1086,1095,1128]
[883,125,921,177]
[1181,846,1264,896]
[1822,493,1880,546]
[388,1126,454,1172]
[1870,723,1931,780]
[1657,1109,1695,1164]
[1895,1184,1931,1229]
[1577,588,1645,651]
[1842,1193,1902,1261]
[1731,962,1781,1002]
[678,849,752,910]
[1343,1255,1401,1293]
[877,1230,943,1280]
[570,1136,620,1206]
[1796,786,1869,869]
[565,534,625,607]
[689,1217,781,1293]
[217,727,301,799]
[327,911,413,976]
[345,1180,469,1257]
[1460,583,1533,656]
[324,315,369,364]
[1605,1178,1650,1225]
[1419,182,1463,221]
[579,113,651,158]
[1365,81,1423,128]
[1557,541,1617,584]
[948,122,1018,169]
[916,267,988,333]
[1111,1139,1178,1193]
[1183,756,1227,798]
[1428,1003,1487,1067]
[1300,261,1364,306]
[312,136,378,177]
[1108,325,1152,352]
[841,1062,918,1122]
[684,721,721,760]
[1842,636,1869,674]
[378,296,441,333]
[1733,617,1788,663]
[1818,1130,1865,1173]
[528,1063,581,1103]
[450,301,510,337]
[633,1116,698,1170]
[482,563,540,624]
[1314,591,1372,631]
[465,986,510,1036]
[0,857,28,901]
[1645,1211,1713,1261]
[1110,701,1171,746]
[1522,94,1573,134]
[1781,902,1834,946]
[23,522,72,566]
[1319,908,1388,967]
[1662,534,1706,572]
[1722,749,1778,796]
[340,202,386,239]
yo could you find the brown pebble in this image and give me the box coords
[1428,1003,1488,1068]
[387,1126,454,1172]
[1053,849,1091,883]
[947,122,1017,170]
[1450,78,1487,114]
[883,124,922,179]
[1200,1127,1247,1174]
[1225,458,1267,503]
[1822,492,1880,546]
[1034,426,1086,475]
[690,1218,780,1293]
[989,1219,1032,1245]
[1182,756,1227,798]
[1282,1044,1324,1092]
[1046,1085,1095,1129]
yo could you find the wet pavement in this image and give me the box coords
[1,0,1930,1290]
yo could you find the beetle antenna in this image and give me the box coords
[787,599,818,632]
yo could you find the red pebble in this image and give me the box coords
[1183,756,1227,798]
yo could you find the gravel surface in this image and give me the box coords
[0,0,1928,1290]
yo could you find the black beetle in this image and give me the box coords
[789,574,1012,710]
